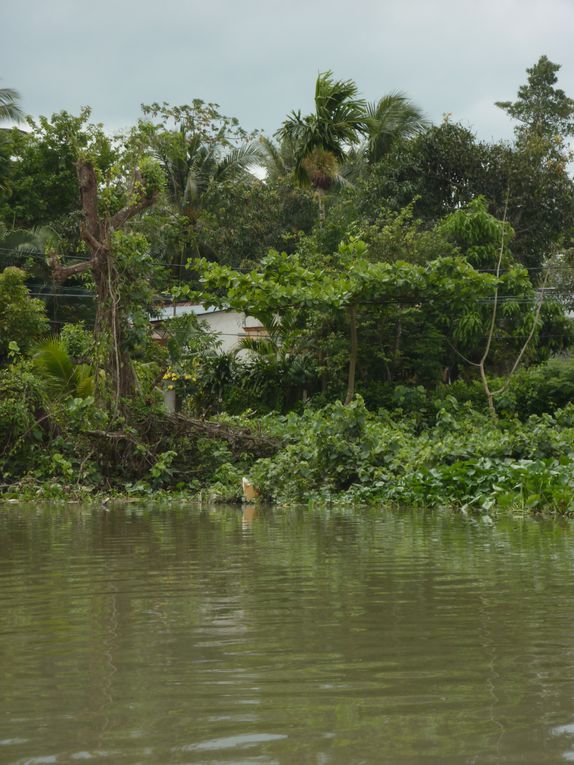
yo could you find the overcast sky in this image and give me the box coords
[2,0,573,143]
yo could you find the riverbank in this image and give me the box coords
[3,398,574,515]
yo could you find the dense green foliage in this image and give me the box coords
[248,398,574,512]
[2,58,574,512]
[0,267,49,360]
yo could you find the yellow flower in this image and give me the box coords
[167,384,174,391]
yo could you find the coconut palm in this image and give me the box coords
[258,135,298,182]
[155,125,262,221]
[0,87,24,195]
[151,125,262,274]
[342,92,428,184]
[0,87,24,123]
[364,92,428,164]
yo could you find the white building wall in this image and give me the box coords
[151,304,264,354]
[200,310,249,353]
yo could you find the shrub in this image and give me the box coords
[0,362,47,479]
[0,267,49,361]
[247,397,574,512]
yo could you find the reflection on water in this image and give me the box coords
[1,504,574,764]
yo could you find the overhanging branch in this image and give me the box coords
[49,253,95,283]
[110,190,157,231]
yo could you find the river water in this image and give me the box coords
[1,504,574,764]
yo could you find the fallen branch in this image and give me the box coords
[162,413,279,455]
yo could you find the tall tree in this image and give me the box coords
[50,157,161,402]
[0,87,24,194]
[1,108,115,230]
[354,120,574,272]
[154,126,261,223]
[135,101,261,275]
[496,55,574,152]
[276,71,369,217]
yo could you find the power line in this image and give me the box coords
[7,244,574,275]
[0,246,251,271]
[28,292,574,306]
[29,292,96,299]
[29,319,574,341]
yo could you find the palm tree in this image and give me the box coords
[236,314,312,411]
[343,92,428,184]
[277,75,427,198]
[33,339,94,400]
[152,125,262,273]
[0,224,57,264]
[0,87,24,123]
[364,92,428,164]
[156,125,262,220]
[0,87,24,195]
[276,71,369,218]
[258,135,298,182]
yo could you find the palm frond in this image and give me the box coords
[214,141,262,182]
[33,339,94,399]
[75,364,95,398]
[365,92,428,163]
[237,336,277,358]
[34,339,76,396]
[0,88,24,123]
[259,136,297,180]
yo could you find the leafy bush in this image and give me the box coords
[357,358,574,423]
[504,358,574,416]
[0,362,47,478]
[59,322,94,361]
[247,397,574,512]
[0,267,49,361]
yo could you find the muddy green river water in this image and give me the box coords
[1,504,574,764]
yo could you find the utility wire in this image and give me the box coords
[38,320,574,341]
[28,291,574,305]
[0,247,251,271]
[7,245,574,275]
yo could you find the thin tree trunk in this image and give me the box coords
[479,363,497,420]
[344,304,358,405]
[316,189,326,226]
[448,191,548,420]
[93,254,137,401]
[392,315,402,377]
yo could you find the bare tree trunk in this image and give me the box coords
[93,255,137,401]
[479,363,497,420]
[475,202,508,421]
[50,158,156,407]
[344,304,358,405]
